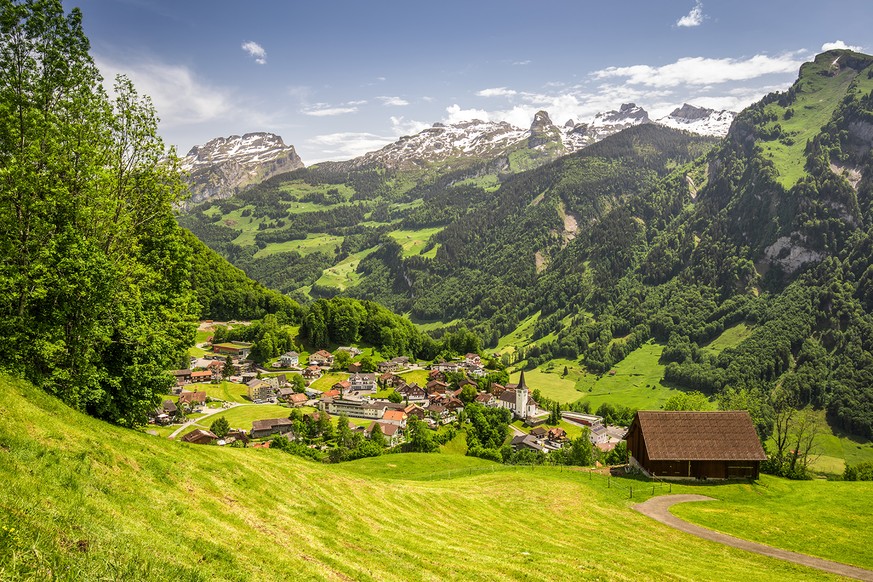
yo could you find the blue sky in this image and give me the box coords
[72,0,870,163]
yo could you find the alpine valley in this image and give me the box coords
[180,49,873,441]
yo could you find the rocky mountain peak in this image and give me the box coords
[180,132,304,207]
[656,104,736,137]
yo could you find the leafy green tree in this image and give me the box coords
[210,416,230,439]
[662,391,710,411]
[0,1,197,426]
[359,355,376,373]
[289,373,306,393]
[459,383,477,404]
[387,390,402,403]
[369,422,386,447]
[222,355,235,379]
[406,416,438,452]
[565,433,594,466]
[332,350,352,371]
[337,415,353,448]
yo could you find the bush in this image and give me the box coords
[844,461,873,481]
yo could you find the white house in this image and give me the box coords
[279,351,299,367]
[349,372,376,392]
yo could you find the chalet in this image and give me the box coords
[178,391,207,407]
[475,393,496,406]
[181,429,217,445]
[427,403,448,419]
[348,362,363,373]
[511,434,544,452]
[223,429,249,445]
[425,380,449,394]
[444,397,464,412]
[380,372,405,388]
[349,373,376,392]
[324,398,387,420]
[302,365,322,380]
[337,346,362,356]
[276,373,288,387]
[495,371,538,420]
[162,400,178,417]
[382,409,408,427]
[530,427,548,439]
[431,361,461,374]
[190,370,213,384]
[309,350,334,367]
[490,383,507,396]
[279,351,299,367]
[465,353,481,366]
[377,356,411,373]
[332,380,351,394]
[247,379,272,402]
[366,421,402,447]
[406,405,427,420]
[171,369,192,384]
[624,411,767,480]
[397,383,427,401]
[428,369,446,382]
[547,427,568,442]
[289,393,308,406]
[206,360,224,376]
[589,423,610,445]
[277,387,295,401]
[464,363,486,378]
[251,418,294,439]
[212,342,253,358]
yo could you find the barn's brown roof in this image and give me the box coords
[632,411,766,461]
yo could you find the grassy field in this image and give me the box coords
[188,381,250,404]
[397,369,429,386]
[0,374,868,580]
[576,342,704,411]
[313,247,376,290]
[509,367,581,403]
[387,227,444,258]
[254,233,343,259]
[309,372,348,392]
[759,56,859,189]
[672,476,873,570]
[700,322,754,356]
[179,404,296,436]
[496,311,541,354]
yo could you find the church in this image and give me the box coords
[496,370,539,420]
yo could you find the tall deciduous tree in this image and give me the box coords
[0,0,197,426]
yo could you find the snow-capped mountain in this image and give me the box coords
[352,119,529,170]
[181,132,304,206]
[655,104,736,137]
[350,102,729,171]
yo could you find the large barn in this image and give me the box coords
[624,411,767,479]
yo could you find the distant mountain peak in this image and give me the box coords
[181,132,304,207]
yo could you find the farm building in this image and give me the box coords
[624,411,767,479]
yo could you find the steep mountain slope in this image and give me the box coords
[0,373,865,580]
[181,132,304,206]
[656,104,736,136]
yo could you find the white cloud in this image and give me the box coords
[241,40,267,65]
[445,104,493,124]
[592,53,803,87]
[391,116,431,136]
[307,132,395,161]
[476,87,518,98]
[95,56,234,126]
[302,105,359,117]
[821,40,863,52]
[676,1,704,27]
[379,96,410,106]
[512,60,531,66]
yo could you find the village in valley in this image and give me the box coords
[150,321,629,460]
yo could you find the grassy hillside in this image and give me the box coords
[2,374,868,580]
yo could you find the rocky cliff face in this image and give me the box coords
[656,104,736,137]
[180,132,304,206]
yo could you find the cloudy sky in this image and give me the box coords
[72,0,869,163]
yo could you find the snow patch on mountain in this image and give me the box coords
[656,104,736,137]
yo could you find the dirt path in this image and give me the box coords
[633,495,873,581]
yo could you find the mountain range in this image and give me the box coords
[180,102,735,204]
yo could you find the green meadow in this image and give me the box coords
[0,374,869,581]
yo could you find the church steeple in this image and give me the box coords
[516,370,529,419]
